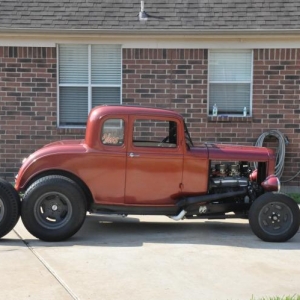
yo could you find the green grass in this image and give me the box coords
[288,193,300,204]
[250,296,300,300]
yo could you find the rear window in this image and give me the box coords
[101,119,125,146]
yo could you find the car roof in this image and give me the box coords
[90,105,183,119]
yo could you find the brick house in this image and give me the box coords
[0,0,299,190]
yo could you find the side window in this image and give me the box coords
[101,119,124,146]
[133,119,177,148]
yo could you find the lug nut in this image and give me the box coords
[52,204,58,211]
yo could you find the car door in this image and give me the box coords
[91,116,127,205]
[125,115,184,205]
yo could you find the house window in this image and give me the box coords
[208,50,253,116]
[58,44,122,127]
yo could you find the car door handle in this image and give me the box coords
[129,153,140,158]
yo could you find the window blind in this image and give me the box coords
[91,45,121,85]
[92,87,121,107]
[209,83,250,114]
[59,87,88,125]
[58,44,122,127]
[208,50,252,115]
[59,45,89,84]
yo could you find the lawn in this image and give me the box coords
[251,296,300,300]
[288,193,300,204]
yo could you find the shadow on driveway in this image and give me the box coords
[3,214,298,250]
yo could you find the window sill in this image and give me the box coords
[207,115,252,123]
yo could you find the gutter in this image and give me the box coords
[1,27,300,38]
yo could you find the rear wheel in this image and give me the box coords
[0,179,20,238]
[21,175,87,242]
[249,192,300,242]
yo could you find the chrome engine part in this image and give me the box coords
[210,177,249,189]
[209,160,264,203]
[210,161,252,198]
[199,205,208,214]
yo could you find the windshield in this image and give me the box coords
[184,122,194,148]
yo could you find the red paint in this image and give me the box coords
[15,106,279,205]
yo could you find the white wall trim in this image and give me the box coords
[2,35,300,49]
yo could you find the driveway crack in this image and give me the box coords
[13,229,79,300]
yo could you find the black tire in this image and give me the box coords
[249,192,300,242]
[0,178,20,238]
[21,175,87,242]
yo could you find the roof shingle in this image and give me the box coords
[0,0,300,33]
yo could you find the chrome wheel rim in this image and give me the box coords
[34,192,73,229]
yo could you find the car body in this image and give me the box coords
[13,105,299,242]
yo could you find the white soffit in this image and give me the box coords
[1,34,300,49]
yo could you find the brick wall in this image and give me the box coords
[123,48,208,141]
[123,48,300,186]
[0,46,299,187]
[253,49,300,185]
[0,46,85,180]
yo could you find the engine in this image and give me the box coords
[210,176,248,192]
[211,161,251,178]
[177,159,279,219]
[209,161,255,198]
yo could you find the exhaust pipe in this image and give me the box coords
[169,210,187,221]
[177,189,247,207]
[170,189,247,220]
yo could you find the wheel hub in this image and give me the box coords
[44,198,63,217]
[51,204,58,211]
[269,212,280,223]
[259,202,293,235]
[34,192,72,230]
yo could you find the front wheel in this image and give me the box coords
[21,175,87,242]
[249,192,300,242]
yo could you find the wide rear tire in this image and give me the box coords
[21,175,87,242]
[0,178,20,238]
[249,192,300,242]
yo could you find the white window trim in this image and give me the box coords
[57,44,123,128]
[207,49,253,117]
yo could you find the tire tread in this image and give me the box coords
[249,192,300,242]
[21,175,86,241]
[0,179,20,238]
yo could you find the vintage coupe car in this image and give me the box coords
[1,105,299,242]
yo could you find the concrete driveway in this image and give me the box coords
[0,215,300,300]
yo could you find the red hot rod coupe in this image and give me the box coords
[1,106,299,242]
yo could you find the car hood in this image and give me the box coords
[205,143,274,161]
